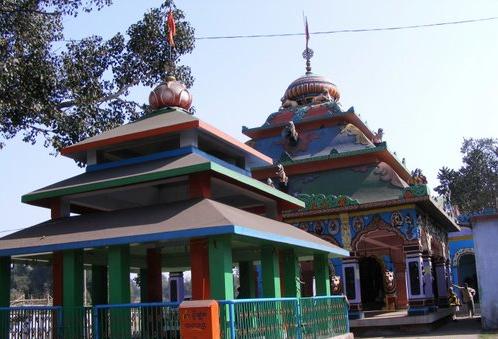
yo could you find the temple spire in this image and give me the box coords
[302,16,314,74]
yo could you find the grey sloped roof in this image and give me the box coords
[0,199,348,257]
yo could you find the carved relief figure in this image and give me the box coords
[384,270,396,295]
[384,270,397,310]
[311,88,333,104]
[331,275,343,295]
[275,164,289,192]
[280,98,298,110]
[408,168,428,185]
[281,121,299,147]
[340,123,372,145]
[372,128,384,145]
[266,178,275,188]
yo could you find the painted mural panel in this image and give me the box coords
[288,164,407,204]
[250,125,374,162]
[350,208,420,242]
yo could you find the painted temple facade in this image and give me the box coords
[244,59,459,317]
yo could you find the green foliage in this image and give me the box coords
[435,138,498,214]
[0,0,195,152]
[11,263,52,300]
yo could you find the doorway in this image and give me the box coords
[359,256,385,310]
[458,254,479,302]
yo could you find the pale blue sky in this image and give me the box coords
[1,0,497,235]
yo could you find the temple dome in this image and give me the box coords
[281,73,340,106]
[149,76,192,111]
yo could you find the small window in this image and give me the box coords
[345,267,356,300]
[409,261,421,295]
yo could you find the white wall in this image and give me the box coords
[473,215,498,330]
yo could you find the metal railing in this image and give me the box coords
[219,295,349,339]
[0,296,348,339]
[0,305,61,339]
[93,302,180,339]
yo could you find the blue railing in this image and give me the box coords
[219,296,349,339]
[0,297,348,338]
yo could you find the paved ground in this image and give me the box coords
[360,316,498,339]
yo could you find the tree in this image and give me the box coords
[435,138,498,214]
[0,0,195,152]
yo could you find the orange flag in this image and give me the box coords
[167,9,176,48]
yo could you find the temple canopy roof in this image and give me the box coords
[0,199,348,257]
[62,108,272,168]
[22,147,304,211]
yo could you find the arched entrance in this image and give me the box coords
[353,226,408,310]
[458,254,479,302]
[359,256,384,310]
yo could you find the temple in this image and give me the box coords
[244,46,460,318]
[0,75,349,338]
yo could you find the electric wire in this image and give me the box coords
[196,16,498,40]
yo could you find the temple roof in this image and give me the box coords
[0,199,348,257]
[22,148,304,210]
[62,108,272,166]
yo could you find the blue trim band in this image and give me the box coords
[233,225,349,257]
[191,148,250,176]
[85,145,250,176]
[1,224,348,257]
[86,146,194,172]
[0,225,235,256]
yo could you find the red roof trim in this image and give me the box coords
[199,121,273,164]
[61,121,200,156]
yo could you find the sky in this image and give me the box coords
[1,0,497,235]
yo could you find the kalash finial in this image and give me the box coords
[148,63,193,111]
[302,16,314,74]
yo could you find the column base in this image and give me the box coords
[348,303,364,319]
[408,299,437,315]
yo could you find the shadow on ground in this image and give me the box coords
[357,316,498,339]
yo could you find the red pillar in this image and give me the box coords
[51,200,65,307]
[190,239,210,299]
[52,252,63,306]
[146,248,163,302]
[301,261,314,297]
[189,173,211,199]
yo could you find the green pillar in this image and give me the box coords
[208,236,234,300]
[238,261,256,298]
[108,245,131,338]
[91,265,108,305]
[314,253,331,296]
[283,249,301,297]
[63,250,84,337]
[0,257,11,339]
[261,246,281,298]
[0,257,10,307]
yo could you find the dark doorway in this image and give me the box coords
[359,257,384,310]
[459,254,479,303]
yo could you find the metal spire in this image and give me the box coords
[302,16,314,74]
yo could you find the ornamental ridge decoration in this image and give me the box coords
[296,193,360,210]
[400,184,428,199]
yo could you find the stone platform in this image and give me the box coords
[350,309,452,337]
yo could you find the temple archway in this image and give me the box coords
[353,227,408,310]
